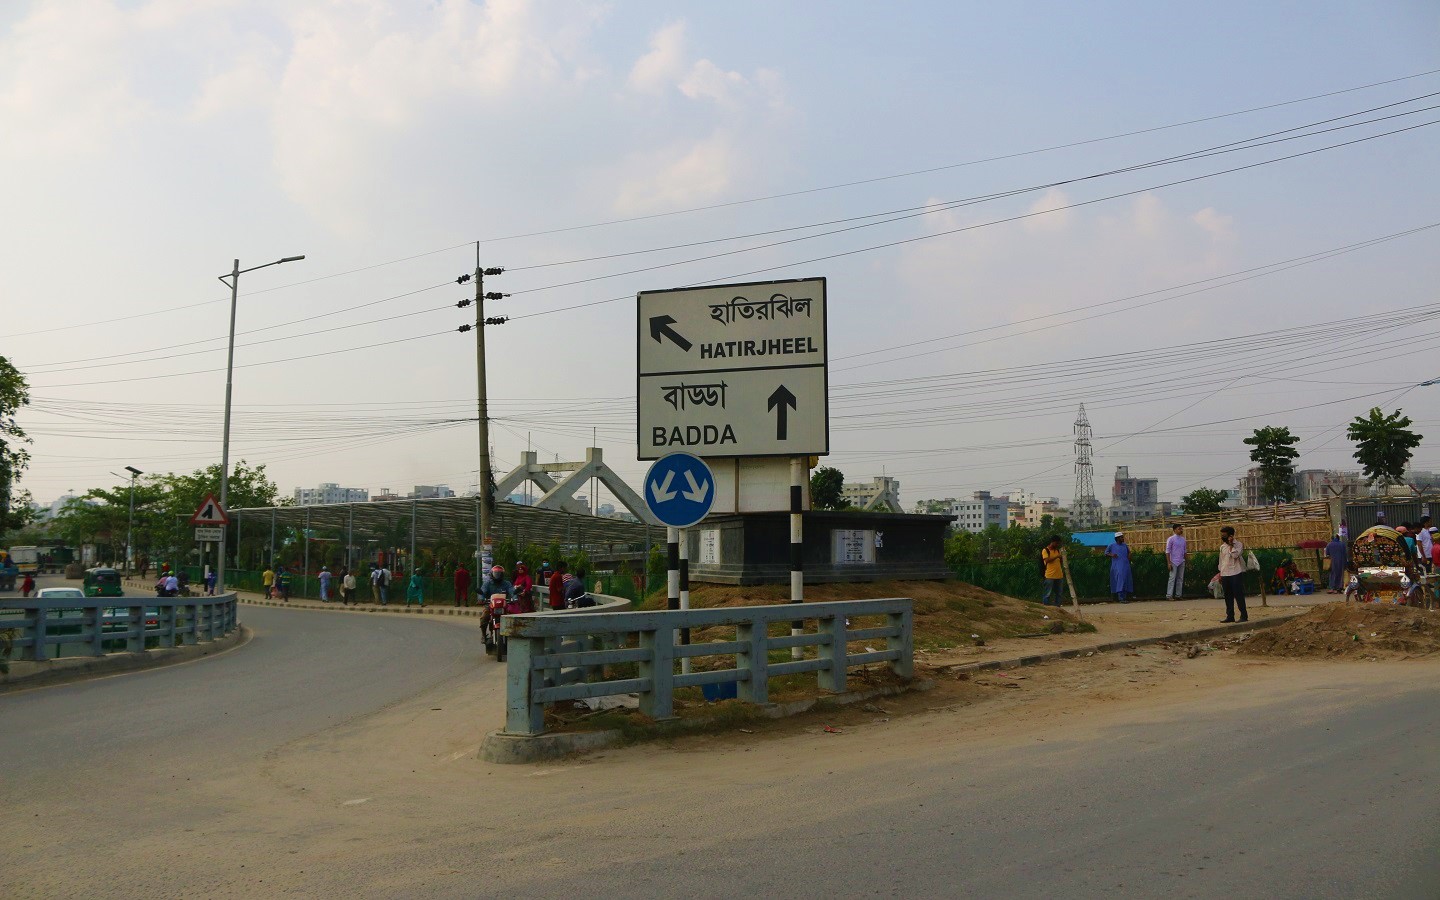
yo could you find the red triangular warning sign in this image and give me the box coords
[190,493,230,526]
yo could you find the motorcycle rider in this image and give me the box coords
[479,565,513,637]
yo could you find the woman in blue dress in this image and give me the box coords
[1106,532,1134,603]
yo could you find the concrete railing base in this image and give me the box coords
[479,679,935,764]
[1,625,252,693]
[481,728,624,763]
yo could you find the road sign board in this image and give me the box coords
[194,526,225,542]
[637,277,827,460]
[644,452,716,528]
[190,493,230,526]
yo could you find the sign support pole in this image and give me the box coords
[790,456,805,660]
[679,528,691,675]
[666,527,681,657]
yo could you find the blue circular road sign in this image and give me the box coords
[644,452,716,528]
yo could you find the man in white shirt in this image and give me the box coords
[1164,524,1187,600]
[1418,515,1434,571]
[1217,526,1248,623]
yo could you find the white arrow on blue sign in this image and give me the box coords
[644,452,716,528]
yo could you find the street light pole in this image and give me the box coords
[216,255,304,593]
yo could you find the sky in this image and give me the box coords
[3,0,1439,514]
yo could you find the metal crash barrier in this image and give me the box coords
[500,597,914,736]
[0,593,239,661]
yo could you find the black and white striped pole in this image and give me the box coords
[667,526,680,615]
[679,529,691,675]
[790,456,805,659]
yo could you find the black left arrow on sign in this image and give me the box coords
[649,315,692,352]
[767,384,797,440]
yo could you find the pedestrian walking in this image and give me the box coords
[1164,524,1187,600]
[277,566,291,603]
[453,563,471,608]
[342,568,357,605]
[204,569,217,596]
[405,571,424,608]
[1324,534,1348,593]
[378,564,391,605]
[1105,532,1134,603]
[370,564,383,604]
[1419,516,1434,571]
[318,566,332,602]
[21,572,35,597]
[1218,526,1248,623]
[262,565,275,600]
[548,562,568,610]
[513,562,534,608]
[1039,535,1066,606]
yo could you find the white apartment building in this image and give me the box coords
[294,483,369,505]
[841,476,903,513]
[948,491,1009,534]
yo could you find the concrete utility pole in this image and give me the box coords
[216,254,304,593]
[472,247,506,572]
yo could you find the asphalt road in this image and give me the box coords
[5,588,1440,898]
[0,599,492,874]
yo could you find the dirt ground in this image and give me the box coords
[642,579,1092,648]
[1242,601,1440,660]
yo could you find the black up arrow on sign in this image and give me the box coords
[648,315,692,352]
[767,384,797,440]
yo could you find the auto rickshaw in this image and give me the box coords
[82,566,125,598]
[1346,525,1429,608]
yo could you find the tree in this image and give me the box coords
[0,356,31,536]
[50,460,282,569]
[1347,407,1422,490]
[810,466,845,510]
[1179,487,1228,515]
[1243,426,1300,503]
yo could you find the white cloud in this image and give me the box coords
[892,192,1242,357]
[1192,206,1236,242]
[1022,188,1072,233]
[612,131,741,214]
[627,21,686,93]
[627,20,785,110]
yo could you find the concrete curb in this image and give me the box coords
[937,614,1302,675]
[479,680,935,764]
[117,579,491,617]
[0,625,252,693]
[240,598,485,617]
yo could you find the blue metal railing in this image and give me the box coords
[0,593,239,662]
[500,597,915,735]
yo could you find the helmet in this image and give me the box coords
[491,565,504,575]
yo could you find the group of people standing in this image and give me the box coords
[1080,523,1250,622]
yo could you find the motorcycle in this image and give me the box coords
[483,593,509,660]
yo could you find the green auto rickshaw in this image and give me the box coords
[83,567,124,598]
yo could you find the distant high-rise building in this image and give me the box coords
[1108,466,1161,523]
[948,491,1009,534]
[294,483,369,505]
[840,476,902,513]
